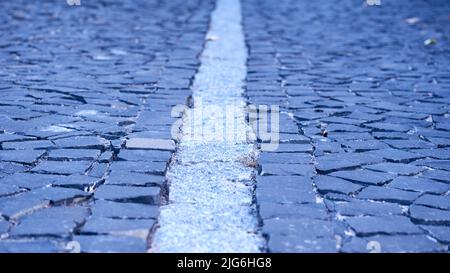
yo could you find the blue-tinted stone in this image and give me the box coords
[346,216,422,236]
[330,169,394,185]
[314,176,362,195]
[357,186,420,205]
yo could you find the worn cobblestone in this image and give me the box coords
[243,0,450,252]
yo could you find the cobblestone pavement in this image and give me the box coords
[243,0,450,252]
[0,0,213,252]
[1,0,449,253]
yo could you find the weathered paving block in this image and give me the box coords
[341,235,442,253]
[256,176,316,204]
[94,185,161,205]
[1,140,54,150]
[271,143,313,153]
[81,218,155,234]
[329,169,395,185]
[125,138,175,151]
[420,226,450,244]
[315,153,382,173]
[53,136,109,150]
[259,152,312,164]
[0,162,28,174]
[0,194,50,219]
[90,200,159,219]
[31,160,92,175]
[413,194,450,210]
[0,240,63,253]
[366,149,422,163]
[0,220,9,234]
[50,175,99,190]
[332,200,403,217]
[263,218,336,252]
[0,150,45,165]
[346,216,423,236]
[420,169,450,183]
[0,183,24,197]
[258,203,328,220]
[73,235,147,253]
[48,149,100,161]
[389,176,450,194]
[106,171,166,187]
[260,163,315,176]
[357,186,420,205]
[108,161,167,175]
[363,163,424,176]
[314,176,363,195]
[10,206,89,237]
[409,205,450,225]
[117,149,172,162]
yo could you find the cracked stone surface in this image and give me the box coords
[243,0,450,253]
[0,0,213,252]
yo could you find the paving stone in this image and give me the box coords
[263,218,336,253]
[333,200,403,217]
[345,216,422,236]
[1,140,54,150]
[0,220,9,234]
[420,225,450,244]
[341,234,442,253]
[389,176,450,194]
[0,194,50,219]
[330,169,395,185]
[0,240,63,253]
[268,233,337,253]
[413,194,450,210]
[271,143,313,153]
[0,162,28,174]
[257,176,316,204]
[260,163,315,176]
[315,152,382,173]
[367,149,422,163]
[81,218,154,234]
[106,171,165,187]
[73,235,147,253]
[259,203,328,220]
[259,152,312,164]
[117,149,172,162]
[0,183,24,197]
[94,185,161,205]
[364,163,424,175]
[31,161,92,175]
[48,149,100,161]
[109,161,167,175]
[10,206,89,237]
[126,138,175,151]
[0,150,45,165]
[420,169,450,183]
[357,186,420,205]
[409,205,450,225]
[90,200,159,219]
[314,176,362,195]
[54,136,108,150]
[51,174,99,189]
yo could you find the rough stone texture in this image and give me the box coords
[0,0,213,252]
[243,0,450,252]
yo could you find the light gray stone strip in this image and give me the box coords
[150,0,263,252]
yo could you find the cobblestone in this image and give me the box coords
[243,0,450,252]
